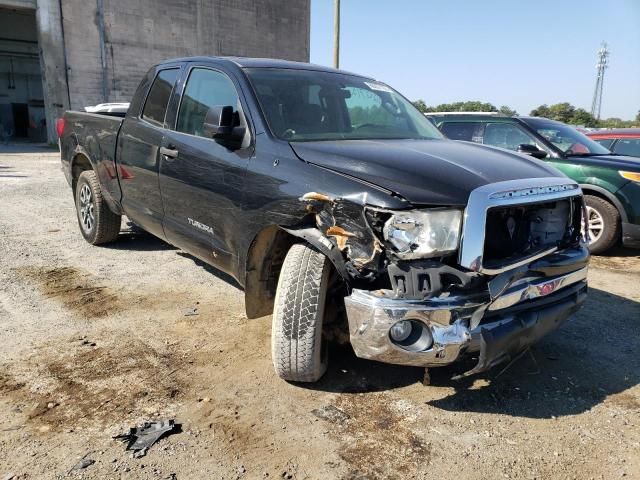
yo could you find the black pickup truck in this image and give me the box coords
[59,57,589,382]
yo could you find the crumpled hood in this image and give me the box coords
[289,139,562,205]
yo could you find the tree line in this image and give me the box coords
[412,100,640,128]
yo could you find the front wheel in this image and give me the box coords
[75,171,121,245]
[584,195,620,254]
[271,243,332,382]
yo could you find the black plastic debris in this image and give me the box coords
[113,420,180,457]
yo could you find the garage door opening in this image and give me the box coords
[0,7,47,143]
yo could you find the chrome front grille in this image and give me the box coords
[458,177,582,275]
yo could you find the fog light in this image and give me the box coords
[390,320,412,342]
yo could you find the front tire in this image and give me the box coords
[585,194,620,254]
[271,243,331,382]
[75,171,121,245]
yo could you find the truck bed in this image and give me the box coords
[60,111,124,209]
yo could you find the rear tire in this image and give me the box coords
[271,243,331,382]
[75,171,121,245]
[585,194,619,254]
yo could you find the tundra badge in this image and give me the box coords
[188,218,214,235]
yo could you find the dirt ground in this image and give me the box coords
[1,144,639,480]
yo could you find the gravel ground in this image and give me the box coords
[0,144,639,480]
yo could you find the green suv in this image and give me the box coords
[428,114,640,254]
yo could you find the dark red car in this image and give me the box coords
[586,128,640,157]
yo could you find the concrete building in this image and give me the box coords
[0,0,310,143]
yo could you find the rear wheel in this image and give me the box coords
[75,171,121,245]
[584,194,620,254]
[271,243,332,382]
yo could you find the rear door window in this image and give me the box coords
[612,138,640,157]
[482,122,537,151]
[141,68,180,127]
[440,122,483,142]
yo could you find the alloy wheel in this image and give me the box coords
[79,184,95,233]
[586,205,604,243]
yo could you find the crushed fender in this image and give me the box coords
[301,192,383,275]
[113,420,181,457]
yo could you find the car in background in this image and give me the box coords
[427,113,640,253]
[586,129,640,158]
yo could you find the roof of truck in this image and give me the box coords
[159,56,366,77]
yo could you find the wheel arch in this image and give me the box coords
[580,184,628,223]
[71,153,95,197]
[243,224,349,319]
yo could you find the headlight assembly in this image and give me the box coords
[382,209,462,259]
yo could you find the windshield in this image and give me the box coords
[244,68,443,142]
[524,119,611,156]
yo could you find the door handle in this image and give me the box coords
[160,146,178,159]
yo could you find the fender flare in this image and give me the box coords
[281,226,350,281]
[579,184,628,223]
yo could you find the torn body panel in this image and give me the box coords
[301,192,384,278]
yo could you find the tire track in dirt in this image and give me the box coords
[16,266,124,319]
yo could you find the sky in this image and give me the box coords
[310,0,640,120]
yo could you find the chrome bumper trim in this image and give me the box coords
[488,267,588,311]
[344,266,588,367]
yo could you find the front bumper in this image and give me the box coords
[344,265,588,374]
[622,222,640,248]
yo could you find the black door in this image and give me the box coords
[117,67,181,239]
[11,103,28,137]
[159,65,252,274]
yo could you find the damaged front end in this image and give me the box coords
[300,178,589,377]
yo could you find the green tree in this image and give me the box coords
[413,100,428,113]
[571,108,598,127]
[498,105,518,116]
[636,110,640,123]
[530,103,597,126]
[548,103,575,123]
[530,104,551,118]
[412,100,513,113]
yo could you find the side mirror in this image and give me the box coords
[203,105,246,149]
[517,143,547,159]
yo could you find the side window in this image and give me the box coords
[612,138,640,157]
[483,123,537,151]
[177,68,240,138]
[440,122,482,142]
[141,69,180,127]
[594,138,614,149]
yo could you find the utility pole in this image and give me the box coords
[590,42,609,120]
[333,0,340,69]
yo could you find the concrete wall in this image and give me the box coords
[34,0,70,143]
[61,0,311,109]
[0,0,310,142]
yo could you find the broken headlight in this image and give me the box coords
[382,209,462,259]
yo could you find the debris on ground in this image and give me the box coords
[70,458,95,471]
[311,405,350,425]
[113,420,181,457]
[183,307,199,316]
